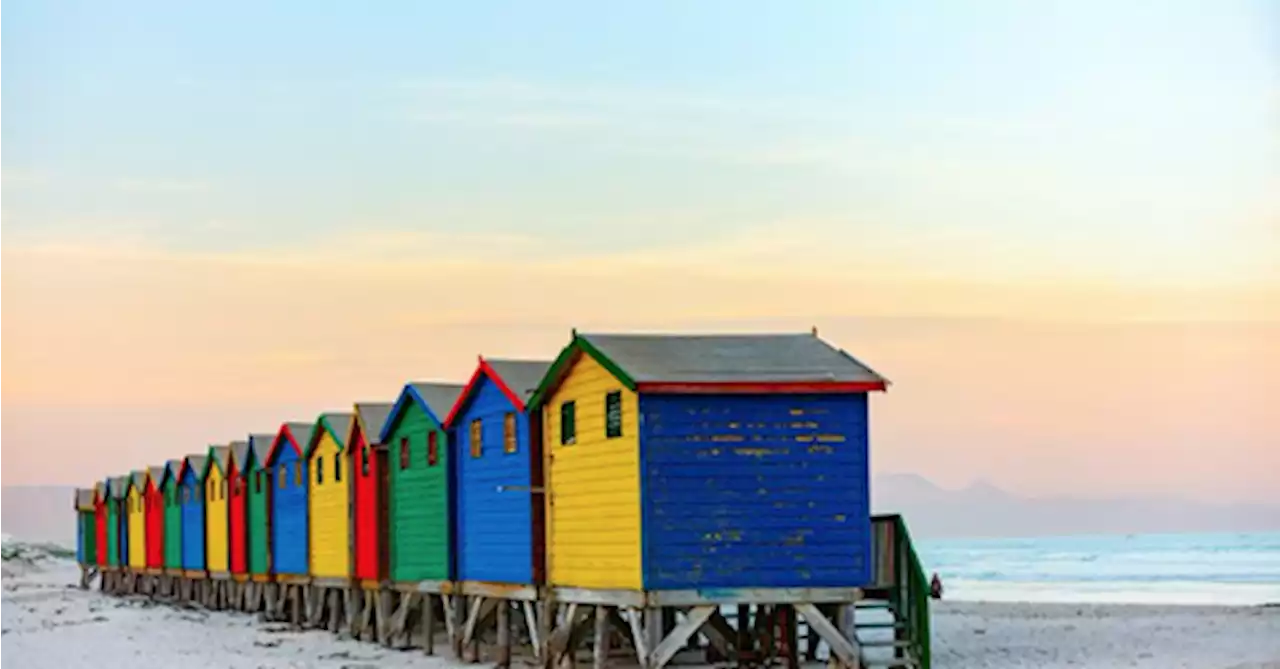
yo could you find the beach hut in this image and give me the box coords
[266,423,314,577]
[348,402,393,584]
[227,440,251,576]
[444,358,552,585]
[94,483,109,568]
[181,454,208,573]
[306,412,354,582]
[527,332,889,591]
[245,433,275,578]
[204,445,232,577]
[380,382,465,585]
[106,477,126,568]
[145,466,166,572]
[75,488,97,566]
[161,459,184,573]
[126,471,148,570]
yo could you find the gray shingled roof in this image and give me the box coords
[229,440,250,471]
[580,332,888,385]
[320,412,355,449]
[248,433,275,468]
[147,466,166,485]
[284,422,315,454]
[75,488,94,509]
[409,383,465,420]
[163,459,184,487]
[110,476,128,499]
[185,455,208,479]
[130,470,148,491]
[487,359,553,401]
[209,445,231,473]
[353,402,394,445]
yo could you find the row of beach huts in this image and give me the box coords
[72,330,925,669]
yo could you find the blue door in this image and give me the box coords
[270,448,308,575]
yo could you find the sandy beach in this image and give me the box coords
[5,546,1279,669]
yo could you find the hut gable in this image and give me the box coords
[229,440,250,473]
[180,454,208,571]
[204,445,231,479]
[204,444,232,575]
[245,433,276,576]
[349,401,394,583]
[267,422,313,577]
[308,412,355,579]
[380,382,465,442]
[444,358,551,428]
[305,413,354,458]
[266,422,315,466]
[75,488,95,510]
[351,402,393,448]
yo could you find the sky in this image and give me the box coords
[2,1,1277,504]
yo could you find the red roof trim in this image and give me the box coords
[442,357,527,428]
[265,423,302,465]
[635,380,888,394]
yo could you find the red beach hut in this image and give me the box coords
[227,440,250,577]
[348,401,393,583]
[94,483,109,568]
[145,466,166,571]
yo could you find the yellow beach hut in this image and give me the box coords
[306,411,354,582]
[204,444,232,576]
[127,470,148,570]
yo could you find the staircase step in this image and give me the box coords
[858,639,915,649]
[855,621,905,629]
[854,600,892,608]
[861,659,918,669]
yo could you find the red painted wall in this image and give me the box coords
[145,482,165,568]
[351,429,382,581]
[228,462,247,574]
[95,496,108,566]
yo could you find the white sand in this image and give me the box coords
[4,541,1279,668]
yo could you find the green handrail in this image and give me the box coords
[872,513,931,669]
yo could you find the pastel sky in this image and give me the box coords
[3,1,1277,503]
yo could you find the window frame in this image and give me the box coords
[334,453,342,483]
[503,412,517,454]
[470,419,483,459]
[427,431,439,467]
[560,401,576,445]
[316,456,324,485]
[399,437,410,470]
[605,391,623,439]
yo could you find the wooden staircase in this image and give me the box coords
[854,514,932,669]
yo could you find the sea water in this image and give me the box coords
[916,531,1280,605]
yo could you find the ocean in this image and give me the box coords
[917,531,1280,606]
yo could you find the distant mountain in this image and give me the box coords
[872,473,1280,539]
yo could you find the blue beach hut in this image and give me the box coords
[181,454,207,572]
[444,358,552,585]
[266,422,314,577]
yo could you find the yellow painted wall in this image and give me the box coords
[308,431,349,578]
[543,353,642,589]
[127,486,146,568]
[205,466,229,573]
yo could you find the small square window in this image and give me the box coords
[605,391,623,439]
[428,431,439,466]
[470,419,483,458]
[503,413,517,454]
[560,401,576,445]
[400,437,410,470]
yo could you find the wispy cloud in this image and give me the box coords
[112,177,212,193]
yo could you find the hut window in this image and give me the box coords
[222,480,228,499]
[278,465,287,489]
[316,457,324,485]
[255,472,262,493]
[399,437,409,470]
[294,461,303,486]
[361,447,370,476]
[560,401,576,445]
[503,413,517,454]
[428,431,439,466]
[334,454,342,482]
[605,391,623,439]
[470,419,483,458]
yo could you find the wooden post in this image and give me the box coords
[497,601,512,669]
[592,605,610,669]
[423,593,436,655]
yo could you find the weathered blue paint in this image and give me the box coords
[639,392,872,589]
[76,513,85,563]
[118,504,129,566]
[269,445,309,576]
[453,374,534,584]
[180,466,206,571]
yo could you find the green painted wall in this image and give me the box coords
[163,479,182,568]
[386,402,451,582]
[79,511,96,563]
[247,461,270,574]
[106,503,119,566]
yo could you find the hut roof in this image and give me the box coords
[444,358,552,427]
[352,402,394,447]
[529,331,889,409]
[74,488,94,510]
[109,476,129,499]
[147,465,166,487]
[130,470,148,491]
[380,382,465,442]
[161,459,183,487]
[206,445,231,477]
[247,433,276,469]
[306,412,355,456]
[267,422,315,464]
[183,455,208,480]
[229,440,250,472]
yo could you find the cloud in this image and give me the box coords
[1,169,51,189]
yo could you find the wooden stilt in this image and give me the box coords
[423,593,436,655]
